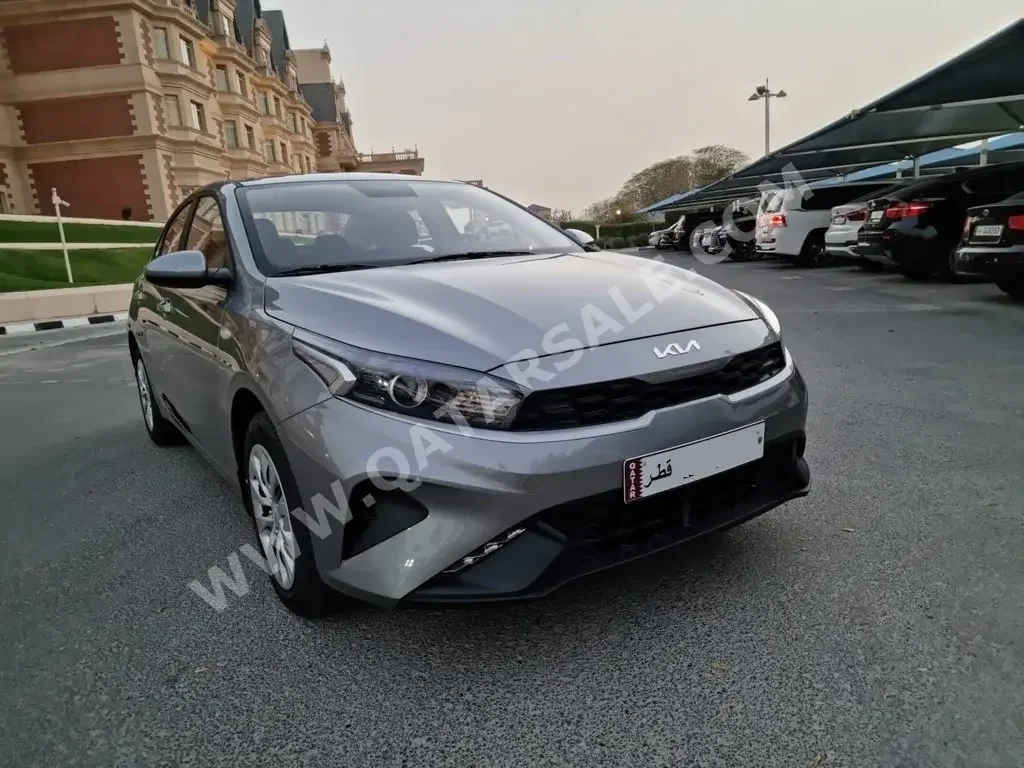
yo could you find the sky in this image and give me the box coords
[266,0,1022,214]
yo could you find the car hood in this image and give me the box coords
[264,250,759,373]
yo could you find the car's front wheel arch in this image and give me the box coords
[230,388,267,488]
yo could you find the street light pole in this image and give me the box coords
[748,78,787,156]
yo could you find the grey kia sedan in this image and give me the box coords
[129,174,810,616]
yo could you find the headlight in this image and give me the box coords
[733,290,781,336]
[292,330,524,429]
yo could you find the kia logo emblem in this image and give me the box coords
[653,341,701,359]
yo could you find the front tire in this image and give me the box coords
[996,280,1024,299]
[243,412,334,618]
[134,357,182,446]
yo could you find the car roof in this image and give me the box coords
[894,160,1024,196]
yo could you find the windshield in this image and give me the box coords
[238,178,584,276]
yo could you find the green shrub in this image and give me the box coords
[610,236,628,250]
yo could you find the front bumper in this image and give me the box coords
[277,350,809,606]
[954,245,1024,279]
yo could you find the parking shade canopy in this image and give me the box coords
[655,17,1024,213]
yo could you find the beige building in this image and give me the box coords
[0,0,425,222]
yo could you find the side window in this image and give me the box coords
[183,196,230,269]
[964,171,1024,199]
[156,201,193,258]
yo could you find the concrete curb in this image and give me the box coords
[0,312,127,335]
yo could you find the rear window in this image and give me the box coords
[762,193,784,213]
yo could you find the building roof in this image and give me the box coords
[299,82,338,122]
[233,0,259,49]
[262,9,290,79]
[526,204,551,212]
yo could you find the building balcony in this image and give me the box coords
[216,90,258,115]
[356,149,425,176]
[148,0,209,33]
[154,58,214,91]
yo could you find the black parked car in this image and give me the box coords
[857,161,1024,280]
[723,196,760,261]
[953,190,1024,298]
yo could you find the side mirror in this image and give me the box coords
[145,249,232,288]
[564,228,596,246]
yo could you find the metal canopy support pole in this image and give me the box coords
[913,157,922,178]
[979,137,989,166]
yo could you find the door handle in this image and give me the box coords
[158,299,172,314]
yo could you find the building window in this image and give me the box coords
[235,72,247,98]
[154,27,170,59]
[165,94,182,127]
[289,112,298,132]
[215,65,229,92]
[220,12,234,37]
[224,121,239,148]
[280,142,288,165]
[244,124,255,148]
[258,92,270,114]
[180,36,196,68]
[273,96,282,118]
[190,100,207,132]
[265,139,277,162]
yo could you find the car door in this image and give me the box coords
[136,198,194,403]
[157,194,235,467]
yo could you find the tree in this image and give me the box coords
[690,145,750,188]
[583,196,640,223]
[550,208,573,225]
[619,156,694,212]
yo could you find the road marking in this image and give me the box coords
[826,287,855,292]
[780,276,803,280]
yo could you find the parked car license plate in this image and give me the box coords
[974,224,1004,238]
[833,215,847,225]
[623,422,766,503]
[870,210,884,221]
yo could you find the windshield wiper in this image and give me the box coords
[272,264,374,277]
[412,250,535,264]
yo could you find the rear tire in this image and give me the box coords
[243,412,335,618]
[134,356,183,446]
[938,244,962,283]
[996,280,1024,299]
[898,263,934,281]
[795,231,826,267]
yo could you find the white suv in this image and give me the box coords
[756,182,895,266]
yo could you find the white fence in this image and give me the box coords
[0,213,163,228]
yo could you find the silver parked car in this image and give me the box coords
[129,174,810,616]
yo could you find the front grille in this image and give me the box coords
[512,342,786,431]
[533,436,805,570]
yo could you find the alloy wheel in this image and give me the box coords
[248,444,298,590]
[135,359,154,431]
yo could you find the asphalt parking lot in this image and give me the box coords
[2,251,1023,767]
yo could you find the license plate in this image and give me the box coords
[623,422,766,503]
[870,210,884,221]
[974,224,1004,238]
[833,215,847,225]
